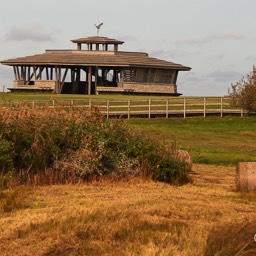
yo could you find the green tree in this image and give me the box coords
[229,65,256,112]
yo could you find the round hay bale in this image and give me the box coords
[175,150,192,171]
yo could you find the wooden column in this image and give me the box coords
[33,66,37,81]
[50,67,53,80]
[95,66,98,92]
[88,66,92,95]
[27,67,31,85]
[120,69,124,87]
[13,66,17,80]
[173,70,178,84]
[60,68,68,93]
[21,66,25,82]
[55,66,60,93]
[46,67,49,80]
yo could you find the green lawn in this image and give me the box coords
[127,117,256,165]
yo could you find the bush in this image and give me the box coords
[229,65,256,112]
[0,107,190,185]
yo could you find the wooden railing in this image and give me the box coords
[0,97,245,118]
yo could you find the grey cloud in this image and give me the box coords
[150,49,177,59]
[5,24,53,42]
[175,31,245,47]
[206,70,243,82]
[212,32,244,40]
[246,56,256,62]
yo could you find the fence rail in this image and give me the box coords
[0,97,245,118]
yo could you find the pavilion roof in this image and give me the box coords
[1,50,191,71]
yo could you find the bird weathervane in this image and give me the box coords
[94,23,103,36]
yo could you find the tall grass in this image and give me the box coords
[0,107,189,186]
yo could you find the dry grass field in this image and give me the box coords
[1,164,256,256]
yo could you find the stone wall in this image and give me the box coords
[34,80,56,89]
[13,80,56,90]
[123,82,175,93]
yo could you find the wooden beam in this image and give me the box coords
[13,66,17,80]
[46,67,49,80]
[60,68,69,92]
[17,66,21,80]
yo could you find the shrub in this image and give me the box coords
[229,65,256,112]
[0,107,190,185]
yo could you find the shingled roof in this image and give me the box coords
[1,50,190,70]
[1,35,191,71]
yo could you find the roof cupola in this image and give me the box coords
[71,36,124,51]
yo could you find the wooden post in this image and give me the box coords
[55,66,59,93]
[89,98,92,110]
[17,66,20,80]
[60,68,68,92]
[166,99,169,118]
[50,67,53,80]
[204,97,206,118]
[13,66,17,80]
[183,98,186,119]
[46,67,49,80]
[148,99,151,118]
[27,67,31,85]
[128,99,131,119]
[241,109,244,117]
[107,100,109,119]
[88,66,92,95]
[220,97,223,117]
[95,66,98,94]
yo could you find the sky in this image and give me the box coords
[0,0,256,96]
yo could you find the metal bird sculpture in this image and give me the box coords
[94,23,103,35]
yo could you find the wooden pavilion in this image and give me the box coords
[1,35,191,95]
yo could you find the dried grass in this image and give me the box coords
[0,164,256,255]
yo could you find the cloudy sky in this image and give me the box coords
[1,0,256,96]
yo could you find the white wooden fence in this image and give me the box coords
[0,97,245,118]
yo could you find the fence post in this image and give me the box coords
[148,99,151,118]
[107,99,109,119]
[204,97,206,118]
[220,97,223,117]
[89,98,92,110]
[166,99,169,118]
[128,99,131,119]
[183,98,186,119]
[241,109,244,117]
